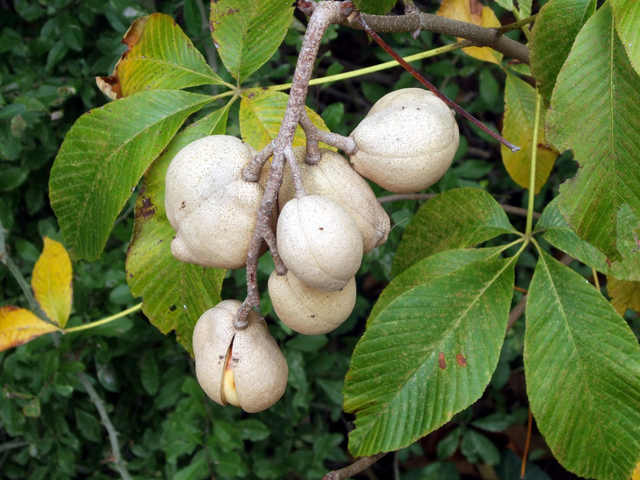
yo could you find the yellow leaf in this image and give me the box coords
[31,237,73,328]
[501,73,558,193]
[437,0,503,64]
[607,276,640,316]
[239,90,335,151]
[0,306,59,352]
[633,461,640,480]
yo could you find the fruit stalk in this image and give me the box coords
[233,1,354,329]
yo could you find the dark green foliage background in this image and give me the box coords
[2,0,634,479]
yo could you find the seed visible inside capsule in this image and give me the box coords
[221,345,241,407]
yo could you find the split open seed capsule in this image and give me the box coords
[192,300,288,413]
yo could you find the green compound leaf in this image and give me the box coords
[353,0,398,15]
[501,72,557,193]
[530,0,596,102]
[50,90,213,261]
[115,13,225,97]
[391,188,516,276]
[369,247,503,324]
[210,0,294,83]
[611,0,640,76]
[126,105,229,356]
[239,90,332,151]
[547,3,640,261]
[344,257,515,456]
[524,251,640,480]
[537,197,640,281]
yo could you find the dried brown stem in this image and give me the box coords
[353,13,520,152]
[323,453,387,480]
[233,1,351,329]
[340,12,531,65]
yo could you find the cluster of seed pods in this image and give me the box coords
[165,89,459,412]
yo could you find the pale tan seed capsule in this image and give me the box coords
[277,195,363,292]
[349,88,459,194]
[165,135,269,269]
[268,271,356,335]
[192,300,288,413]
[279,147,390,253]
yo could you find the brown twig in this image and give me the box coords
[340,12,532,65]
[377,194,538,219]
[323,453,387,480]
[353,13,520,152]
[234,1,355,330]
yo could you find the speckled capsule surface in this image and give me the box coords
[349,88,459,194]
[165,135,269,269]
[277,195,363,292]
[279,147,390,253]
[192,300,289,413]
[268,271,356,334]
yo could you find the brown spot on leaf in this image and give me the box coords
[438,352,446,369]
[138,197,156,219]
[456,354,467,367]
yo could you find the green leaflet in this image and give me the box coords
[210,0,294,83]
[536,197,640,281]
[126,106,230,356]
[525,251,640,480]
[547,3,640,261]
[501,72,557,193]
[239,90,332,151]
[116,13,225,97]
[391,188,516,276]
[50,90,214,261]
[530,0,596,102]
[611,0,640,77]
[369,247,504,324]
[344,257,515,456]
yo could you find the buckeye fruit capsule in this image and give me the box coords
[268,271,356,335]
[192,300,288,413]
[279,147,390,253]
[277,195,363,292]
[349,88,459,194]
[165,135,269,269]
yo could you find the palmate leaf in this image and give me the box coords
[537,197,640,281]
[391,188,516,276]
[546,3,640,261]
[239,90,332,150]
[501,72,557,193]
[50,90,213,261]
[525,250,640,480]
[126,106,229,356]
[344,257,515,456]
[210,0,294,83]
[96,14,225,100]
[606,276,640,316]
[369,247,503,324]
[530,0,596,102]
[611,0,640,76]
